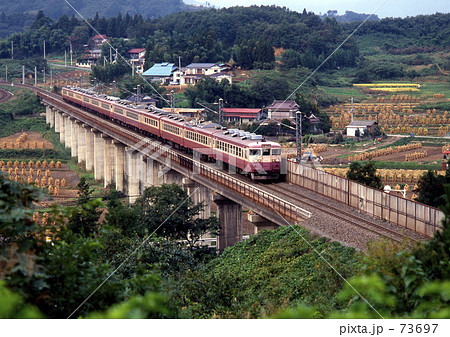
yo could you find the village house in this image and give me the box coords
[162,108,205,119]
[76,49,102,68]
[266,100,299,121]
[128,48,146,74]
[142,63,178,84]
[307,113,321,133]
[346,120,378,137]
[222,108,263,124]
[174,63,232,85]
[91,34,109,48]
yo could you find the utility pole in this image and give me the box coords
[110,47,112,63]
[43,69,45,84]
[178,55,182,90]
[43,40,46,60]
[50,70,52,90]
[218,98,224,126]
[70,43,73,66]
[11,41,13,59]
[132,63,135,77]
[64,50,67,67]
[34,67,37,87]
[170,90,175,113]
[113,80,116,96]
[296,111,303,163]
[22,66,25,84]
[5,65,7,82]
[350,97,354,122]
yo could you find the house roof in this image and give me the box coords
[266,100,299,110]
[92,34,108,40]
[223,108,261,119]
[128,48,145,54]
[186,63,217,69]
[209,72,232,78]
[142,63,176,77]
[308,113,320,124]
[346,120,378,127]
[162,108,204,114]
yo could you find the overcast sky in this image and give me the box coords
[206,0,450,18]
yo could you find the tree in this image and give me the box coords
[135,184,219,248]
[415,169,447,207]
[346,161,383,189]
[67,177,102,237]
[0,174,123,318]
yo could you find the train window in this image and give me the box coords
[102,103,109,109]
[92,100,99,106]
[126,111,139,120]
[272,149,281,155]
[250,149,261,156]
[83,97,89,102]
[263,149,270,156]
[68,92,74,97]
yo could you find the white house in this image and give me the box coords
[128,48,146,74]
[346,120,378,137]
[174,63,232,85]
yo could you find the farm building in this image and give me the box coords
[346,120,378,137]
[222,108,263,124]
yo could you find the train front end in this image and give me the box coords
[247,142,281,180]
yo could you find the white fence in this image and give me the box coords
[287,160,444,237]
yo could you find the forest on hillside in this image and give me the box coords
[1,6,449,70]
[0,0,197,21]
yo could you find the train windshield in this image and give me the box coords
[249,149,261,156]
[272,149,281,155]
[262,149,270,156]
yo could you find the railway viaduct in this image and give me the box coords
[32,86,311,250]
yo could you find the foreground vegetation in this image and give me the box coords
[1,173,450,319]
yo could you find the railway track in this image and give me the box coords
[0,87,13,103]
[256,181,422,245]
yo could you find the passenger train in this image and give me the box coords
[61,86,281,180]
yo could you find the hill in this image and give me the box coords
[0,0,202,37]
[0,0,200,19]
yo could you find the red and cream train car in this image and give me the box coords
[61,87,281,179]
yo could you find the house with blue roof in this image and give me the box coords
[142,63,178,84]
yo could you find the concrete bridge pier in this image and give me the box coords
[126,149,140,203]
[71,120,78,158]
[60,114,67,145]
[85,127,94,172]
[102,135,114,188]
[114,141,125,192]
[163,169,184,185]
[45,105,51,125]
[64,115,72,148]
[49,107,55,128]
[213,193,243,251]
[247,213,279,234]
[54,109,61,133]
[93,131,104,181]
[77,123,86,164]
[183,178,211,219]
